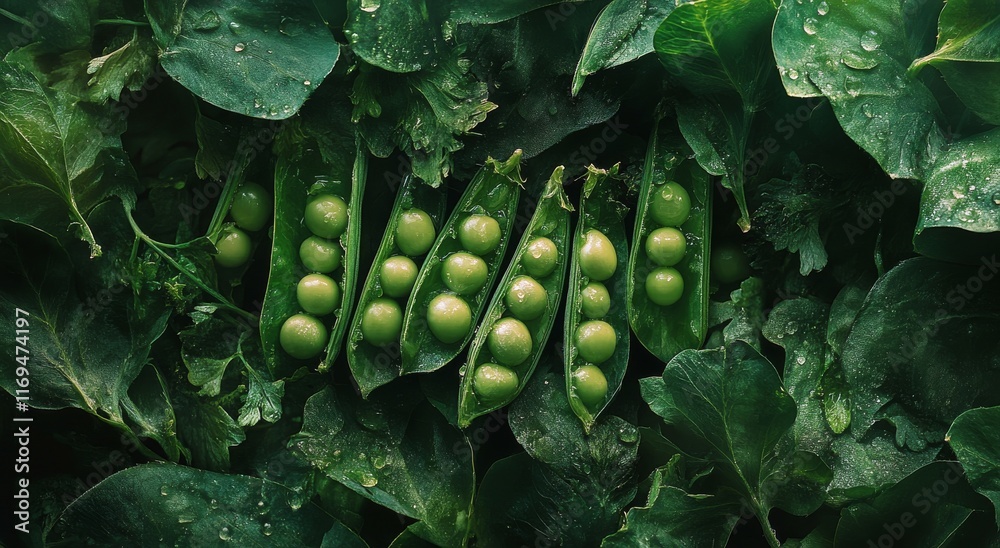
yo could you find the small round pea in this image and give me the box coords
[380,255,419,298]
[522,237,558,278]
[458,214,502,255]
[441,252,488,295]
[361,298,403,346]
[650,182,691,227]
[427,294,472,344]
[487,318,532,367]
[572,365,608,408]
[279,313,328,359]
[646,267,684,306]
[646,227,686,266]
[214,226,253,268]
[580,282,611,319]
[230,182,273,231]
[304,194,349,239]
[579,229,617,281]
[296,273,341,316]
[504,276,547,321]
[299,236,342,273]
[575,320,617,364]
[473,363,519,403]
[395,209,436,256]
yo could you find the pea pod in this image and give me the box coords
[261,125,367,375]
[347,175,448,397]
[627,117,711,362]
[400,150,524,375]
[564,165,629,431]
[458,166,573,427]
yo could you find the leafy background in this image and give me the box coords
[2,0,1000,546]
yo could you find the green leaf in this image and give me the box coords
[292,386,474,547]
[144,0,339,119]
[48,462,365,546]
[448,0,583,24]
[720,277,765,350]
[841,257,1000,451]
[655,0,777,231]
[179,307,245,396]
[911,0,1000,124]
[0,0,97,52]
[0,60,135,257]
[84,29,158,103]
[345,0,439,73]
[571,0,674,96]
[352,49,496,187]
[641,341,830,545]
[474,366,639,547]
[948,406,1000,524]
[832,462,988,547]
[171,380,245,471]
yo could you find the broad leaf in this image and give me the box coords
[345,0,439,73]
[948,406,1000,524]
[144,0,338,119]
[0,60,134,256]
[292,386,474,547]
[48,463,365,547]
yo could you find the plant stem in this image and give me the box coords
[0,8,33,28]
[126,210,259,324]
[96,18,149,27]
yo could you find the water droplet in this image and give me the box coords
[209,498,219,509]
[803,18,819,35]
[845,75,862,97]
[263,523,272,536]
[860,30,882,52]
[796,356,806,365]
[303,80,311,86]
[234,43,246,52]
[356,403,388,431]
[817,1,829,15]
[228,21,241,34]
[957,208,979,223]
[160,485,169,496]
[787,68,800,80]
[617,428,638,444]
[841,50,879,70]
[360,474,378,488]
[219,526,232,541]
[360,0,380,12]
[991,193,1000,206]
[194,11,221,32]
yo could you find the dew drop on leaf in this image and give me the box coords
[991,193,1000,206]
[228,21,241,34]
[219,526,231,541]
[360,474,378,487]
[860,30,882,52]
[194,11,221,32]
[234,43,246,52]
[263,523,272,536]
[787,68,800,80]
[817,1,829,15]
[160,485,169,496]
[803,18,819,35]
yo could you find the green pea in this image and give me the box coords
[646,227,686,266]
[580,282,611,319]
[487,317,532,367]
[575,320,617,364]
[299,236,342,273]
[380,255,419,298]
[572,365,608,408]
[521,237,558,278]
[214,226,253,268]
[395,209,437,257]
[296,273,341,315]
[649,182,691,226]
[473,363,519,403]
[427,294,472,344]
[459,214,502,255]
[646,267,684,306]
[579,229,617,281]
[280,313,328,359]
[504,276,548,321]
[441,252,489,295]
[304,194,349,239]
[230,182,273,232]
[361,298,403,346]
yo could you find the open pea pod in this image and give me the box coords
[346,175,448,397]
[261,120,367,376]
[400,150,524,376]
[564,164,629,432]
[627,117,712,362]
[457,166,574,427]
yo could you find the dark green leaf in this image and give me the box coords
[948,406,1000,524]
[345,0,439,73]
[48,462,364,547]
[145,0,338,119]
